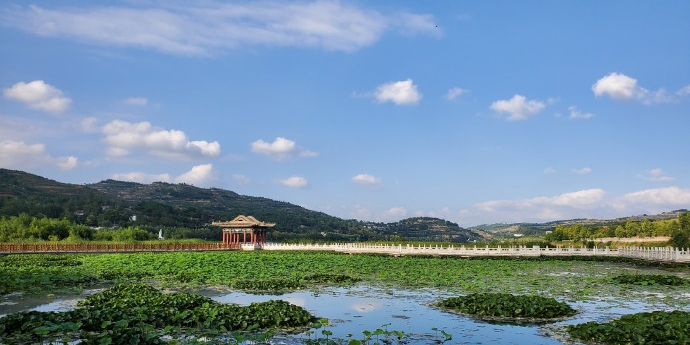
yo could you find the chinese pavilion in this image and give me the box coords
[212,215,275,246]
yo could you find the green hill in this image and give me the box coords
[470,210,688,238]
[0,169,483,242]
[363,217,486,242]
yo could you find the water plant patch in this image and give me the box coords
[566,310,690,345]
[611,274,688,286]
[0,283,316,344]
[436,293,576,321]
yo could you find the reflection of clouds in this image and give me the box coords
[284,297,306,307]
[351,299,380,313]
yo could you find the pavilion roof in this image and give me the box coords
[211,215,276,228]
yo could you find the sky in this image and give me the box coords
[1,1,689,227]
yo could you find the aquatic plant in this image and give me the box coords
[566,310,690,345]
[611,274,688,286]
[437,293,576,320]
[0,283,316,344]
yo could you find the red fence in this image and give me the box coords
[0,243,240,254]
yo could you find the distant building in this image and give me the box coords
[212,215,275,246]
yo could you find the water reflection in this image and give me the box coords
[211,286,572,345]
[2,285,685,345]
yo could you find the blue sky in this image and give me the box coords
[1,1,689,226]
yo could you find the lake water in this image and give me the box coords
[0,285,683,344]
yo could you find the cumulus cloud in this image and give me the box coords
[112,172,172,184]
[592,72,642,100]
[470,189,606,224]
[620,186,690,205]
[251,137,316,160]
[638,168,673,182]
[279,176,308,188]
[112,164,219,187]
[573,167,592,175]
[592,72,689,104]
[458,186,690,226]
[384,206,407,218]
[477,189,606,213]
[1,2,439,55]
[175,164,219,187]
[374,79,421,105]
[543,167,556,174]
[124,97,148,106]
[445,87,467,100]
[102,120,221,159]
[568,106,593,120]
[0,140,78,171]
[3,80,72,114]
[490,94,545,121]
[352,173,380,185]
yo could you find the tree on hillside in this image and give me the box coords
[668,212,690,249]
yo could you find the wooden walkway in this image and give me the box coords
[0,243,239,254]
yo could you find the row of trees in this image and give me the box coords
[544,212,690,244]
[0,214,157,242]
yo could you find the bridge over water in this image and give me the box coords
[1,242,689,263]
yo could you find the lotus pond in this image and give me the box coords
[2,251,690,344]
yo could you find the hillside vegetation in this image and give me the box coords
[0,169,481,242]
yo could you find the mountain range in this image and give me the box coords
[2,168,683,242]
[0,169,483,242]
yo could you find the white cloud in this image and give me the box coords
[395,13,442,37]
[112,164,219,187]
[638,168,674,182]
[677,85,690,97]
[56,156,79,170]
[460,187,690,226]
[573,167,592,175]
[175,164,219,187]
[279,176,308,188]
[543,167,556,174]
[299,150,319,158]
[592,72,689,104]
[124,97,148,106]
[232,174,251,185]
[568,106,593,120]
[352,173,380,185]
[112,172,172,184]
[102,120,221,159]
[0,140,78,171]
[384,206,407,219]
[3,80,72,114]
[489,94,545,121]
[2,2,439,55]
[592,72,642,100]
[80,117,99,133]
[374,79,421,105]
[251,137,316,160]
[445,87,467,100]
[621,187,690,205]
[477,189,606,213]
